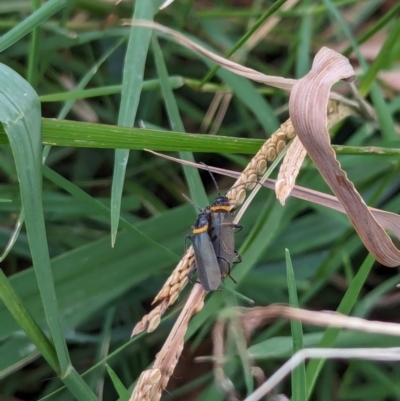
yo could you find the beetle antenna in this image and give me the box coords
[200,162,221,196]
[182,193,203,213]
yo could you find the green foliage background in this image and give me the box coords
[0,0,399,400]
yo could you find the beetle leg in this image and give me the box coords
[233,224,243,234]
[233,250,242,264]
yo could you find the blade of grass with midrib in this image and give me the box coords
[111,0,156,246]
[0,63,97,399]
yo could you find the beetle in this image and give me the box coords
[208,194,242,283]
[186,205,222,291]
[200,164,243,283]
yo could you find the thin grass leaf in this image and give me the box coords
[42,165,179,260]
[26,0,41,86]
[342,3,400,57]
[87,308,115,395]
[39,76,184,102]
[2,119,267,152]
[152,34,208,207]
[0,63,97,400]
[305,253,375,399]
[0,63,67,363]
[111,0,156,246]
[295,0,312,78]
[0,0,67,52]
[216,67,279,134]
[1,118,398,155]
[285,249,306,401]
[0,270,58,372]
[357,17,400,95]
[323,0,397,140]
[57,36,127,120]
[106,364,130,401]
[200,0,288,85]
[0,209,24,262]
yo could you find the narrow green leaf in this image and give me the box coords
[106,364,130,401]
[285,249,306,401]
[216,68,279,134]
[358,17,400,95]
[295,0,312,78]
[39,77,184,102]
[305,253,375,399]
[0,269,59,372]
[88,308,115,392]
[200,0,288,85]
[111,0,156,246]
[0,63,69,367]
[42,165,179,261]
[0,63,97,399]
[0,0,67,52]
[152,34,208,208]
[0,119,398,156]
[323,0,397,140]
[0,210,24,262]
[27,0,41,86]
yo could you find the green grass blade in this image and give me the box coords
[305,253,375,399]
[0,269,59,372]
[0,0,67,52]
[152,34,208,207]
[1,119,398,154]
[57,36,127,120]
[106,364,130,401]
[87,308,115,393]
[39,76,184,102]
[216,68,279,134]
[42,165,179,260]
[323,0,397,140]
[62,367,99,401]
[295,0,312,78]
[0,210,24,262]
[0,119,266,152]
[285,249,306,401]
[342,3,400,57]
[27,0,41,86]
[357,18,400,95]
[111,0,156,246]
[0,63,97,399]
[200,0,288,85]
[0,63,69,366]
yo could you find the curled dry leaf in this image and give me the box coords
[275,136,307,205]
[289,47,400,267]
[275,100,355,205]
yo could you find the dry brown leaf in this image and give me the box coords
[275,136,307,205]
[122,20,374,117]
[121,19,296,91]
[289,47,400,267]
[146,150,400,241]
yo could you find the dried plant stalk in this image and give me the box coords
[131,99,356,336]
[210,304,400,399]
[130,285,206,401]
[129,78,359,401]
